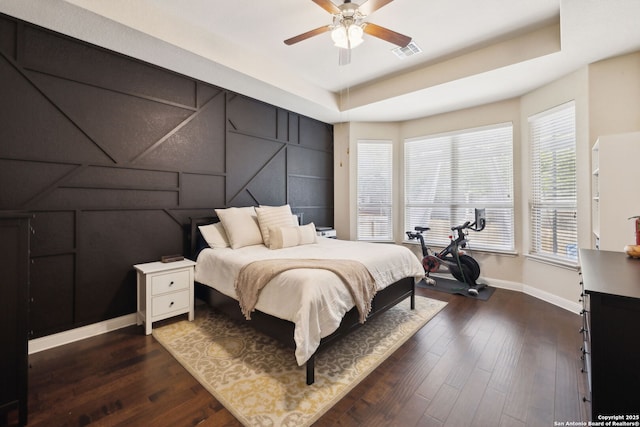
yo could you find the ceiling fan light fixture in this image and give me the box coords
[331,23,364,49]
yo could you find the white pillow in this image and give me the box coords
[268,222,317,250]
[298,222,317,245]
[255,204,294,247]
[215,207,262,249]
[198,222,229,248]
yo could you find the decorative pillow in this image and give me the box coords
[268,222,317,250]
[298,222,317,245]
[214,207,262,249]
[198,222,229,249]
[255,204,294,247]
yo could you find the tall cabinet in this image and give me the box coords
[591,132,640,251]
[0,213,32,426]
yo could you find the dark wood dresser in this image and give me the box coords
[0,213,32,426]
[579,248,640,419]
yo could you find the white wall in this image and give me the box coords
[334,50,640,312]
[589,52,640,141]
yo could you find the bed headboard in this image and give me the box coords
[189,216,219,260]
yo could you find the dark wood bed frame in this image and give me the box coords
[188,216,416,385]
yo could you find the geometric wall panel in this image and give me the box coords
[288,145,333,178]
[226,132,285,205]
[0,12,333,338]
[30,188,179,210]
[29,254,75,337]
[76,210,184,325]
[289,176,334,211]
[30,211,76,257]
[137,93,226,172]
[22,26,197,108]
[0,159,76,209]
[228,95,277,140]
[27,71,195,164]
[299,116,333,150]
[180,174,225,208]
[0,57,113,165]
[0,17,16,59]
[65,165,179,188]
[246,149,287,207]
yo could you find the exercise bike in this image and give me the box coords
[406,208,487,296]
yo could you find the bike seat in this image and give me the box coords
[414,226,430,232]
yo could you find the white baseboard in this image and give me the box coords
[28,313,138,354]
[431,274,582,315]
[521,284,582,314]
[481,277,582,314]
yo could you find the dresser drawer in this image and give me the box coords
[151,270,190,295]
[152,290,190,316]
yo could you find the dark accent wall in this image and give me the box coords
[0,14,334,338]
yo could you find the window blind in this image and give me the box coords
[404,123,514,251]
[357,140,393,241]
[529,101,577,263]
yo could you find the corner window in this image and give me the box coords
[529,101,577,264]
[357,140,393,241]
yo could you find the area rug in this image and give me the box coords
[153,296,447,426]
[417,276,496,300]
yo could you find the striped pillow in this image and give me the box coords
[255,204,294,247]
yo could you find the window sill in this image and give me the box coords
[525,253,580,271]
[402,240,518,257]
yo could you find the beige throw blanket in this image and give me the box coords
[234,259,377,323]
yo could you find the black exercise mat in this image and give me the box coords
[417,276,495,301]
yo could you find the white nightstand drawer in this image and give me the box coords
[152,290,190,316]
[151,270,190,295]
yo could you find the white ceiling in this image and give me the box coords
[2,0,640,123]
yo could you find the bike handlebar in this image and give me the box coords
[408,216,485,238]
[451,221,471,232]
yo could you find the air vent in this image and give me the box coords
[392,41,422,59]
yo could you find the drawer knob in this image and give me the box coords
[170,281,174,286]
[170,301,174,307]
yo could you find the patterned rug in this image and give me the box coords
[153,296,447,426]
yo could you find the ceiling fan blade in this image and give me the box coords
[363,22,411,47]
[284,25,332,45]
[312,0,341,14]
[358,0,394,16]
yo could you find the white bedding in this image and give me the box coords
[195,237,424,365]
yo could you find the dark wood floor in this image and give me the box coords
[11,286,590,427]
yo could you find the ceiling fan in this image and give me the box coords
[284,0,412,65]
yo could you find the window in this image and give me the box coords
[357,140,393,241]
[404,123,514,252]
[529,101,577,263]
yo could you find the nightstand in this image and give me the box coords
[134,259,196,335]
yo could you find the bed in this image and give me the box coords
[188,206,424,385]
